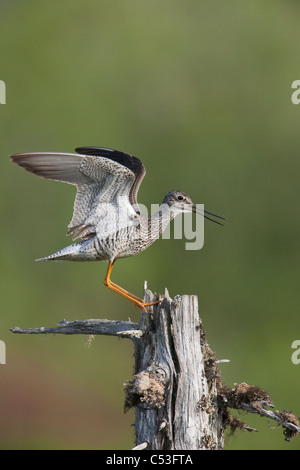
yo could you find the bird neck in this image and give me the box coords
[147,203,177,238]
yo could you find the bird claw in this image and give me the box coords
[135,299,161,312]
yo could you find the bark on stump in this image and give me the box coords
[124,287,224,450]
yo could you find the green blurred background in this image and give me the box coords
[1,0,300,450]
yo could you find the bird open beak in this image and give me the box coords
[192,205,226,226]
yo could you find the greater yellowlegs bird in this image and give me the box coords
[10,147,225,311]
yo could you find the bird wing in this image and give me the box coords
[9,149,143,240]
[76,147,146,209]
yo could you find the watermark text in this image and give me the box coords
[0,340,6,364]
[291,340,300,364]
[0,80,6,104]
[291,80,300,104]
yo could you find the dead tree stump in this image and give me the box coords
[124,287,224,450]
[11,285,300,449]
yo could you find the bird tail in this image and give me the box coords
[35,240,99,262]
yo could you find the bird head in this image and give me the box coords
[162,190,194,214]
[162,190,225,225]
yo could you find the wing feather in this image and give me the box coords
[9,151,137,240]
[9,152,93,185]
[76,147,146,208]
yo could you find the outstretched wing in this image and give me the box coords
[76,147,146,208]
[9,148,146,240]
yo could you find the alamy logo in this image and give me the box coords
[291,80,300,105]
[0,340,6,364]
[0,80,6,104]
[291,340,300,365]
[106,201,205,251]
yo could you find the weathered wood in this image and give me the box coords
[10,286,299,449]
[11,319,142,338]
[124,288,224,450]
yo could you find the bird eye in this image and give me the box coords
[177,195,184,201]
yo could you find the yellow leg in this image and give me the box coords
[104,261,160,312]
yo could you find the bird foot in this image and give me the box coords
[135,299,161,312]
